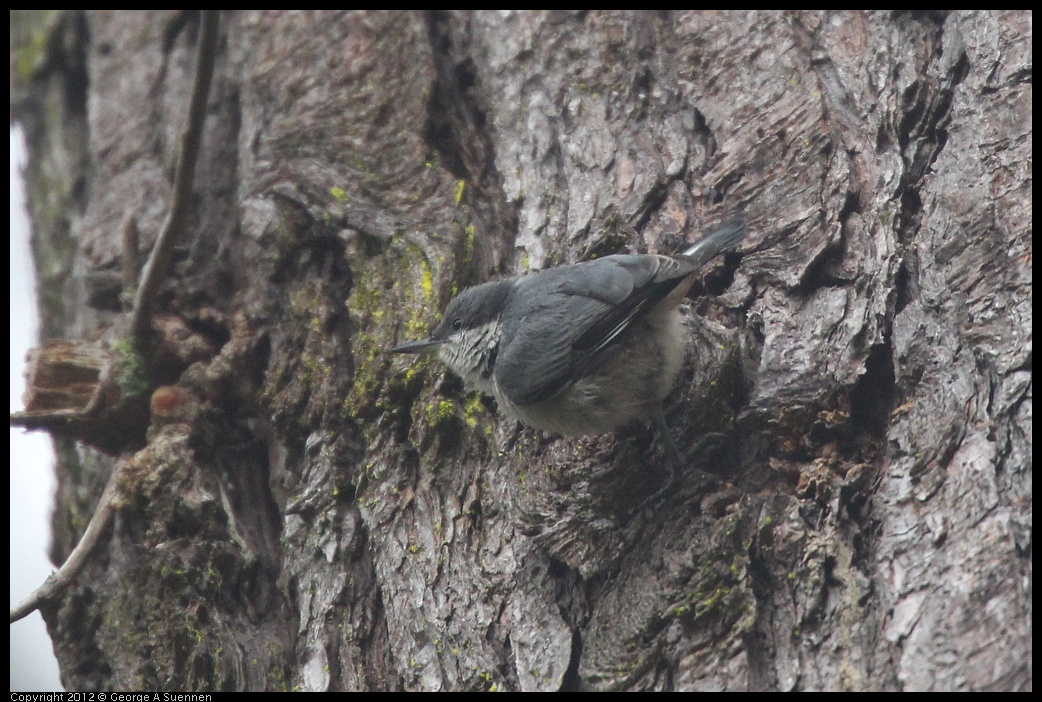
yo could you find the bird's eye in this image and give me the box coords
[452,318,463,331]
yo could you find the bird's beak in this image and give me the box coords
[390,337,444,354]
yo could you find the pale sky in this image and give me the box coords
[10,125,63,691]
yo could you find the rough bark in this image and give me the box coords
[10,10,1030,691]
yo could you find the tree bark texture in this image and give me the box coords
[10,10,1030,691]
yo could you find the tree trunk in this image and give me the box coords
[10,10,1031,691]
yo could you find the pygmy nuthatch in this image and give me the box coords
[392,219,746,465]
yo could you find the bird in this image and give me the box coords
[391,219,746,467]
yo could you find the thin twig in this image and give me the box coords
[130,10,220,344]
[10,457,124,623]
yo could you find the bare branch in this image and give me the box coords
[10,457,124,623]
[129,10,220,343]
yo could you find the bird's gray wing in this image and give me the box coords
[566,255,692,361]
[492,283,603,406]
[493,255,691,406]
[493,220,746,407]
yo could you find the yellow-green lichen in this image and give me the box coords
[329,185,348,204]
[344,239,445,440]
[11,11,60,81]
[463,393,485,429]
[420,257,435,301]
[425,398,457,435]
[111,336,151,400]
